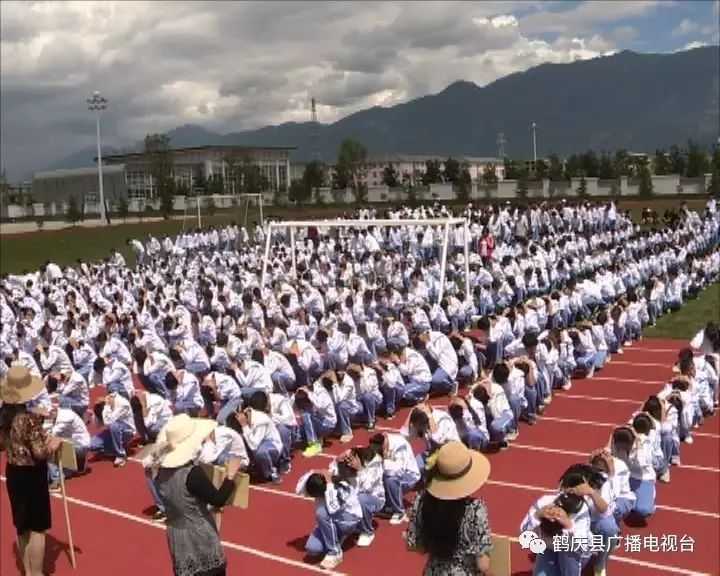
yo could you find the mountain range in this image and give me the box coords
[48,46,719,173]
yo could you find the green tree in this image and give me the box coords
[598,153,616,180]
[547,154,564,181]
[503,158,525,180]
[455,165,472,202]
[444,157,461,184]
[382,165,399,187]
[577,175,588,198]
[685,140,709,177]
[533,159,548,181]
[580,150,600,178]
[516,173,529,199]
[117,196,129,222]
[667,145,686,175]
[706,166,719,196]
[65,195,81,224]
[613,149,632,177]
[638,159,653,198]
[653,149,670,176]
[0,168,8,202]
[336,138,368,200]
[239,157,264,195]
[564,154,582,180]
[303,161,325,191]
[423,159,442,185]
[143,133,176,218]
[482,164,498,185]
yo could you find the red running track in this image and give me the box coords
[1,338,718,576]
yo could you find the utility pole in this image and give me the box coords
[87,91,108,224]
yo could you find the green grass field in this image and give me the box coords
[644,282,720,340]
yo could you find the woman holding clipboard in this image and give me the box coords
[148,413,242,576]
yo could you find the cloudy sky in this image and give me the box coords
[1,0,718,181]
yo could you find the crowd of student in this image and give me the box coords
[0,197,718,575]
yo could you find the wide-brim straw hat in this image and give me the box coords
[427,441,491,500]
[155,414,217,468]
[0,366,45,405]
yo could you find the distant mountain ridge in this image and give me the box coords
[47,46,719,173]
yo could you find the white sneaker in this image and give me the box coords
[507,430,519,441]
[113,457,127,468]
[389,513,408,525]
[587,367,595,379]
[683,435,694,445]
[624,341,632,347]
[658,470,670,483]
[544,395,553,404]
[670,455,681,466]
[320,553,343,569]
[339,433,354,444]
[561,381,572,390]
[616,348,624,355]
[594,568,607,576]
[356,533,375,547]
[605,356,611,363]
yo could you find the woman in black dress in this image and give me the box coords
[0,366,61,576]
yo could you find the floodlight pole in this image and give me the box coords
[463,220,471,301]
[87,91,108,224]
[531,122,538,163]
[438,222,450,304]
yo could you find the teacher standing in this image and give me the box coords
[1,366,61,576]
[151,413,242,576]
[406,441,493,575]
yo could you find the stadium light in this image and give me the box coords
[531,122,538,163]
[87,91,108,224]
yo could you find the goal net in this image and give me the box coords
[261,217,471,303]
[182,193,264,231]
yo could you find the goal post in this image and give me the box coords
[261,218,471,303]
[182,193,264,230]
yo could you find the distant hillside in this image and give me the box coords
[47,46,719,172]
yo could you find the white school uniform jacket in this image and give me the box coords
[102,360,135,398]
[198,426,250,468]
[58,371,89,406]
[520,493,592,552]
[269,393,297,428]
[402,408,460,447]
[241,409,283,453]
[425,331,459,379]
[102,393,136,434]
[307,381,338,428]
[488,383,512,419]
[610,457,636,502]
[173,371,203,412]
[211,372,242,403]
[625,435,656,481]
[144,393,172,429]
[397,348,432,383]
[52,407,91,450]
[296,472,363,519]
[383,433,421,483]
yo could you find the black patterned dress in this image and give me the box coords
[156,464,234,576]
[406,494,494,576]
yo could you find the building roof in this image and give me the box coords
[103,144,296,161]
[365,154,502,164]
[33,165,126,180]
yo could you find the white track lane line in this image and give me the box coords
[1,476,710,576]
[591,375,667,386]
[0,476,344,576]
[603,360,675,368]
[547,393,641,404]
[533,415,720,439]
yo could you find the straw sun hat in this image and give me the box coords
[0,366,45,405]
[426,441,491,500]
[155,413,217,469]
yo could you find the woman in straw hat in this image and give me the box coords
[405,441,493,575]
[150,413,243,576]
[0,366,62,576]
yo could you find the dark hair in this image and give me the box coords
[247,390,269,412]
[492,363,510,385]
[409,409,430,437]
[0,403,28,440]
[294,389,312,411]
[632,413,653,435]
[165,372,179,390]
[304,472,327,498]
[420,492,472,560]
[642,396,662,421]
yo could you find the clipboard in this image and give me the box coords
[58,439,79,472]
[201,463,250,509]
[489,534,511,576]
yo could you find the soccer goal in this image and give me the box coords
[182,193,264,230]
[261,217,471,303]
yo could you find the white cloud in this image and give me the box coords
[1,0,671,180]
[672,19,700,38]
[682,41,710,50]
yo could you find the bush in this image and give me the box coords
[65,196,81,224]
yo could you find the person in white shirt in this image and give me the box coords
[416,329,458,397]
[130,390,172,444]
[232,391,284,483]
[401,402,459,475]
[296,469,363,569]
[165,369,203,417]
[391,345,432,406]
[261,348,297,395]
[133,348,173,399]
[47,370,89,418]
[89,392,136,467]
[268,391,298,470]
[200,371,242,423]
[611,422,655,519]
[94,356,134,399]
[198,423,250,470]
[470,380,517,449]
[46,405,91,489]
[232,351,274,400]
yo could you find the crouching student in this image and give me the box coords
[296,469,363,569]
[200,371,242,424]
[447,396,490,452]
[401,402,460,478]
[332,446,385,546]
[89,392,136,467]
[347,363,383,432]
[233,391,284,483]
[130,390,172,445]
[294,377,338,457]
[165,368,203,417]
[631,396,672,483]
[520,484,592,576]
[589,449,635,526]
[371,348,405,419]
[269,391,299,472]
[47,370,90,419]
[46,405,91,492]
[369,432,421,525]
[610,421,656,522]
[470,379,517,450]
